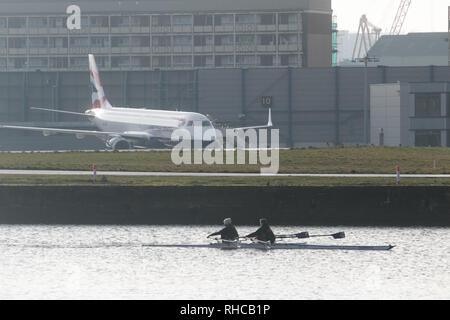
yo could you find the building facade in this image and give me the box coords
[371,82,450,147]
[0,0,332,71]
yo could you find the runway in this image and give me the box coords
[0,169,449,178]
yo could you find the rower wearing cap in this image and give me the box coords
[245,218,276,244]
[207,218,239,241]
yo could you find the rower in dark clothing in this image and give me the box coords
[245,218,276,244]
[207,218,239,241]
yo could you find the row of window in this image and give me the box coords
[0,13,300,29]
[0,34,300,49]
[410,92,449,147]
[414,93,450,117]
[0,54,301,69]
[415,131,450,147]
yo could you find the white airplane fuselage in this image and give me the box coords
[87,106,215,143]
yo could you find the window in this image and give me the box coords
[29,17,48,28]
[215,55,233,67]
[194,15,212,26]
[215,35,233,46]
[131,56,150,67]
[173,15,192,26]
[215,15,233,26]
[194,35,213,46]
[236,55,256,66]
[415,130,441,147]
[236,35,254,45]
[280,54,298,66]
[173,36,192,46]
[173,55,192,67]
[447,94,450,117]
[8,57,27,69]
[94,56,109,68]
[70,56,88,67]
[80,16,89,28]
[111,56,130,68]
[0,58,7,69]
[29,57,48,68]
[0,38,6,48]
[49,17,66,28]
[8,38,27,49]
[279,34,298,45]
[91,37,109,48]
[153,56,171,68]
[111,16,129,27]
[415,93,441,117]
[258,34,275,45]
[131,36,149,47]
[259,55,274,66]
[49,57,68,68]
[111,36,129,47]
[153,36,171,47]
[194,55,213,67]
[445,130,450,147]
[279,13,297,25]
[29,37,48,48]
[259,14,275,25]
[236,14,255,25]
[153,15,171,27]
[50,37,68,48]
[70,37,89,48]
[8,17,26,28]
[90,16,108,27]
[131,16,149,27]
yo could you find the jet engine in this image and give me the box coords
[106,137,131,150]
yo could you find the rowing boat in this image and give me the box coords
[142,242,395,251]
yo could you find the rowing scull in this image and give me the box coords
[142,242,394,251]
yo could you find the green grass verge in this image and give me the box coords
[0,175,449,187]
[0,147,449,174]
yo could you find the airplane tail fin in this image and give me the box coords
[89,54,112,109]
[267,108,273,127]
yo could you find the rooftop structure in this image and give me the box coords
[367,33,449,67]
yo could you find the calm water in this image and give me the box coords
[0,225,448,300]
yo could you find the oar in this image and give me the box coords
[276,231,345,240]
[310,232,345,239]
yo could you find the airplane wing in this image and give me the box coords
[30,107,93,118]
[0,124,152,141]
[232,108,273,131]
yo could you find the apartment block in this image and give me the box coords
[0,0,332,71]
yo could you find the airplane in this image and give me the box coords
[0,54,272,150]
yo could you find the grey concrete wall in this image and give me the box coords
[1,66,450,150]
[0,186,449,227]
[303,12,332,67]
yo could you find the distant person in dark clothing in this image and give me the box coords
[245,218,276,244]
[207,218,239,241]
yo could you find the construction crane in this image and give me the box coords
[389,0,412,35]
[352,15,382,60]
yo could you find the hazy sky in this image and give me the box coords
[333,0,450,34]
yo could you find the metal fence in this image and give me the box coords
[0,65,449,149]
